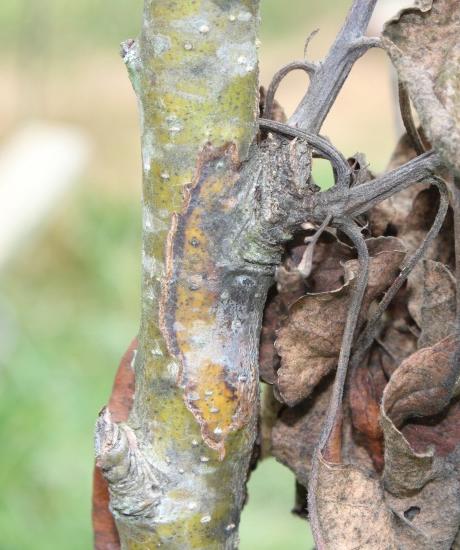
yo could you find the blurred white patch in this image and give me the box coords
[369,0,419,34]
[0,122,90,270]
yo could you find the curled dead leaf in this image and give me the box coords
[275,279,350,406]
[384,335,458,429]
[308,234,354,293]
[315,458,398,549]
[312,334,460,549]
[382,335,460,496]
[418,261,456,348]
[275,237,405,405]
[349,352,387,471]
[383,0,460,174]
[259,238,308,384]
[271,376,333,487]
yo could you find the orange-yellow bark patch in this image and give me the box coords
[160,144,246,459]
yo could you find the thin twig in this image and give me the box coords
[308,218,369,550]
[452,179,460,381]
[264,61,316,120]
[398,80,425,155]
[297,214,332,278]
[341,150,442,216]
[304,28,320,58]
[289,0,379,132]
[350,177,449,372]
[258,118,351,188]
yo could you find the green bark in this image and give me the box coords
[96,2,261,548]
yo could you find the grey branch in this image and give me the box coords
[289,0,379,132]
[350,177,450,374]
[345,150,442,215]
[263,61,317,120]
[258,118,351,188]
[308,219,370,549]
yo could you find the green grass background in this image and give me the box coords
[0,0,366,548]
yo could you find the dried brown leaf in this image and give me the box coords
[275,237,405,405]
[383,335,457,430]
[418,261,457,348]
[308,234,354,293]
[259,239,308,384]
[402,398,460,458]
[275,279,350,406]
[374,335,460,549]
[381,334,460,502]
[383,0,460,174]
[271,377,332,487]
[383,334,460,462]
[315,450,460,550]
[313,335,460,549]
[397,186,455,326]
[315,459,398,549]
[349,352,387,471]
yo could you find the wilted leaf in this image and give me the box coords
[402,398,460,457]
[395,186,455,326]
[315,458,398,549]
[399,185,454,270]
[271,377,332,486]
[313,334,460,549]
[384,475,460,550]
[308,234,354,293]
[376,284,419,378]
[383,335,458,431]
[272,375,373,488]
[275,279,350,406]
[377,335,460,549]
[315,450,460,550]
[349,352,387,471]
[383,0,460,173]
[382,335,460,483]
[259,237,309,384]
[275,237,405,405]
[416,261,457,348]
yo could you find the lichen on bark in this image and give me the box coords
[97,1,262,548]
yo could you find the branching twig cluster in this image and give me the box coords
[258,0,458,547]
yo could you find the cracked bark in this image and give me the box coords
[93,1,454,548]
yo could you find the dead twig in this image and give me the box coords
[350,176,449,372]
[398,80,426,156]
[308,218,369,550]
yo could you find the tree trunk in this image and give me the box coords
[95,2,262,548]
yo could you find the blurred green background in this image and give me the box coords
[0,1,398,548]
